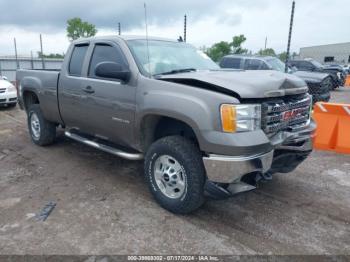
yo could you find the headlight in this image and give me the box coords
[7,85,16,92]
[220,104,261,133]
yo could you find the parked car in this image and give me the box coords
[0,76,17,107]
[288,59,345,89]
[342,64,349,74]
[219,55,331,103]
[17,36,315,214]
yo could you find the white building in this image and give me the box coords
[299,42,350,65]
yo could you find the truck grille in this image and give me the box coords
[261,94,312,134]
[0,88,6,93]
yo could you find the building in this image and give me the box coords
[0,56,63,81]
[299,42,350,65]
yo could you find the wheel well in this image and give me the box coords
[23,91,39,110]
[141,116,199,151]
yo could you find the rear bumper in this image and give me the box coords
[203,122,316,184]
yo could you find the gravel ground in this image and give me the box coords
[0,88,349,255]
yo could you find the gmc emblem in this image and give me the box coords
[282,109,301,121]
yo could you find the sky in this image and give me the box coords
[0,0,349,57]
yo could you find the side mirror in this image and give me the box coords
[95,62,131,82]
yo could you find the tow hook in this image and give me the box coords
[261,171,273,181]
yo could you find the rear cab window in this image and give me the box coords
[68,44,89,76]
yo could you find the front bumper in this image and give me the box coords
[0,91,17,105]
[203,121,316,184]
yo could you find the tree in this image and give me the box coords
[37,51,64,59]
[230,35,248,54]
[66,17,97,41]
[278,51,288,62]
[205,41,231,62]
[205,34,248,62]
[258,48,276,56]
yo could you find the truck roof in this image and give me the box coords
[72,35,178,44]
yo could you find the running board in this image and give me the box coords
[64,131,143,160]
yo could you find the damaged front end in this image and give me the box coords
[203,93,316,200]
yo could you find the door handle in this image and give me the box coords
[82,86,95,94]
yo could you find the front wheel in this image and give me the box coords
[27,104,56,146]
[144,136,206,214]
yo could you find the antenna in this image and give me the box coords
[144,2,151,77]
[184,14,187,42]
[285,1,295,72]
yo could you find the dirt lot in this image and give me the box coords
[0,88,350,255]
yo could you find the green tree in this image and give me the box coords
[278,52,288,62]
[205,34,248,62]
[230,35,248,54]
[66,17,97,41]
[37,51,64,59]
[205,41,231,62]
[258,48,276,56]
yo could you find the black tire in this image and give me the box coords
[144,136,206,214]
[27,104,56,146]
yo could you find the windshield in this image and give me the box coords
[266,58,286,72]
[127,40,219,76]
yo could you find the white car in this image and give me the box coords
[0,76,17,107]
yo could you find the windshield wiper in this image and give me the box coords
[154,68,197,76]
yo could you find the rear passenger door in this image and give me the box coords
[58,43,90,130]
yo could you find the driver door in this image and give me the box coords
[78,41,137,147]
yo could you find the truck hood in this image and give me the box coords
[292,70,328,83]
[158,69,308,99]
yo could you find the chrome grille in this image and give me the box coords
[262,94,312,134]
[0,88,6,93]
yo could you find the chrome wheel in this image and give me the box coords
[153,155,186,199]
[30,113,40,139]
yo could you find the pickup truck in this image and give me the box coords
[289,59,345,89]
[17,36,315,214]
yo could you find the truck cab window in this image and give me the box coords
[69,45,89,76]
[89,44,126,78]
[220,57,241,69]
[244,59,263,70]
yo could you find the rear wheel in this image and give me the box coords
[27,104,56,146]
[144,136,206,214]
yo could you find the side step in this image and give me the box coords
[64,131,144,161]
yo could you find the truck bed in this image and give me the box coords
[16,69,62,124]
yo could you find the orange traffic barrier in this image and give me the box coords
[313,102,350,154]
[345,75,350,87]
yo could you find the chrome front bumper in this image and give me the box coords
[203,124,315,184]
[203,150,274,184]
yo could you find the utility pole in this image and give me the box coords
[285,1,295,72]
[30,51,34,69]
[264,37,267,50]
[184,14,187,42]
[118,22,121,35]
[40,34,45,69]
[14,38,19,69]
